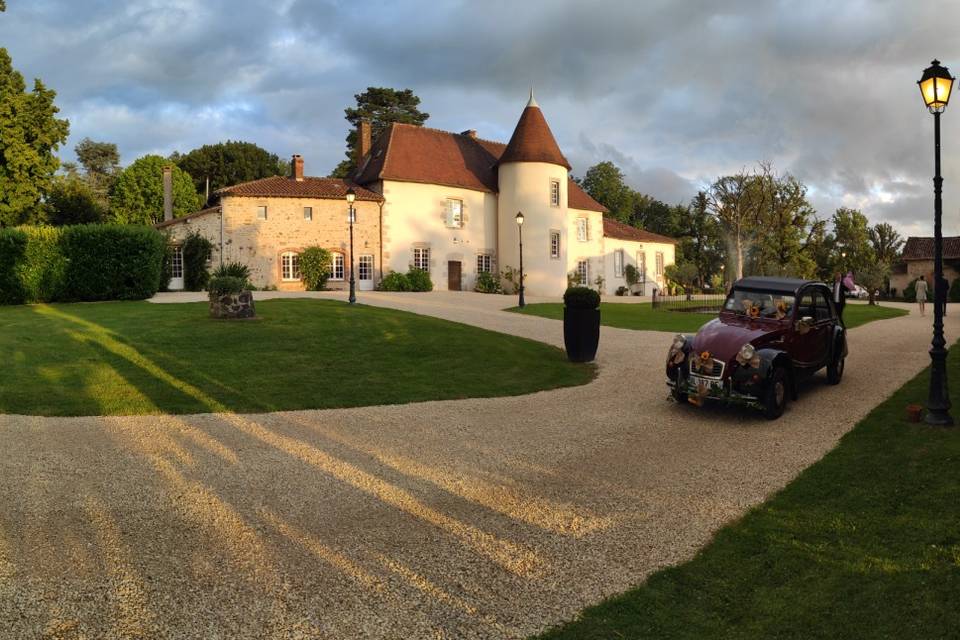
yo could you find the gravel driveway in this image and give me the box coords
[0,294,951,639]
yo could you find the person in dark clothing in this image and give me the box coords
[833,272,851,323]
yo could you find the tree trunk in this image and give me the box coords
[868,291,876,306]
[735,232,744,280]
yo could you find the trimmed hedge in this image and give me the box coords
[0,224,167,304]
[564,286,601,309]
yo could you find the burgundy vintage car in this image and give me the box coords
[666,277,848,419]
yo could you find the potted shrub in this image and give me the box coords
[563,286,601,362]
[208,275,255,319]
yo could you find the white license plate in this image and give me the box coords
[689,374,722,393]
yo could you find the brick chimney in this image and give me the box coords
[355,120,372,167]
[162,165,173,222]
[291,154,304,181]
[461,129,478,139]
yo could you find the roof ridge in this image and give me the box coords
[215,174,284,194]
[390,121,507,148]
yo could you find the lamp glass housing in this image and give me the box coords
[919,60,954,112]
[345,188,356,204]
[516,211,524,226]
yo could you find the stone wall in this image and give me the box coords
[209,291,256,319]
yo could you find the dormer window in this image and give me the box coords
[550,179,560,207]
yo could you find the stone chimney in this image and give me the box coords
[162,166,173,222]
[291,154,304,181]
[461,129,478,139]
[356,120,372,167]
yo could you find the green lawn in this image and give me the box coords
[1,299,594,416]
[511,302,907,332]
[536,347,960,639]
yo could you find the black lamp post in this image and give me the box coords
[346,187,357,305]
[918,59,955,426]
[516,211,525,308]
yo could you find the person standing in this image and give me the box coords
[833,272,850,323]
[916,275,929,316]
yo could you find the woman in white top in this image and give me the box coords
[916,275,929,316]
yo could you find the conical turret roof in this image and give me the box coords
[498,94,571,170]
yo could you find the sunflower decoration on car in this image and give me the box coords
[774,298,788,320]
[690,350,714,374]
[748,304,761,318]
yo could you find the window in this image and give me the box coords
[257,205,267,220]
[638,252,646,280]
[358,255,373,281]
[550,179,560,206]
[445,199,463,228]
[413,247,430,272]
[303,206,312,221]
[171,246,183,279]
[577,218,588,242]
[614,249,624,277]
[550,231,561,259]
[281,252,300,281]
[330,253,344,280]
[655,251,664,276]
[577,260,589,285]
[477,254,492,273]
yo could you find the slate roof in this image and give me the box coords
[602,218,676,244]
[352,122,606,212]
[215,176,383,201]
[901,236,960,260]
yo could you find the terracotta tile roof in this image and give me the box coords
[499,105,571,170]
[353,123,606,212]
[901,236,960,260]
[215,176,383,201]
[602,217,677,244]
[154,205,221,229]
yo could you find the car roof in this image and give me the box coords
[733,276,825,295]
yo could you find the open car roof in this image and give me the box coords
[732,276,825,295]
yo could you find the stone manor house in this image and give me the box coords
[157,95,676,297]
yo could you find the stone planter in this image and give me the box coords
[563,307,600,363]
[209,290,256,319]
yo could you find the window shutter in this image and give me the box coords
[586,218,592,241]
[445,200,453,227]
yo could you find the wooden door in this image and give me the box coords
[447,261,462,291]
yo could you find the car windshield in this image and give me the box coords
[723,290,795,319]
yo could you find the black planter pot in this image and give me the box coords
[563,307,600,362]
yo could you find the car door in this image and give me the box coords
[789,288,828,369]
[808,289,832,366]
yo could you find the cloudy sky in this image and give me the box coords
[1,0,958,237]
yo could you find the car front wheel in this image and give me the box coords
[672,369,688,403]
[763,367,789,420]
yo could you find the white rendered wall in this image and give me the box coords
[380,180,498,291]
[601,236,676,295]
[497,162,570,296]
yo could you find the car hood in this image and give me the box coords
[691,314,787,364]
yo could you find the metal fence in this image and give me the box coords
[652,292,727,313]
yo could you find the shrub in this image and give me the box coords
[406,267,433,292]
[474,270,502,294]
[903,278,918,302]
[207,275,246,295]
[564,286,601,310]
[182,232,213,291]
[624,264,639,288]
[299,247,332,291]
[951,278,960,303]
[0,224,166,304]
[159,245,174,292]
[0,229,27,304]
[615,285,629,296]
[213,261,251,281]
[380,271,410,291]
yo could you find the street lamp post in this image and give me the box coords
[346,188,357,305]
[918,59,955,426]
[516,211,525,308]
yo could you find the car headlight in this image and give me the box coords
[738,343,756,362]
[672,335,687,351]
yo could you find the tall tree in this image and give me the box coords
[74,137,120,210]
[831,207,875,275]
[330,87,429,177]
[581,161,634,223]
[110,155,202,225]
[174,140,286,200]
[677,191,725,287]
[46,173,105,225]
[869,222,904,264]
[750,167,817,278]
[0,48,70,226]
[708,171,760,280]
